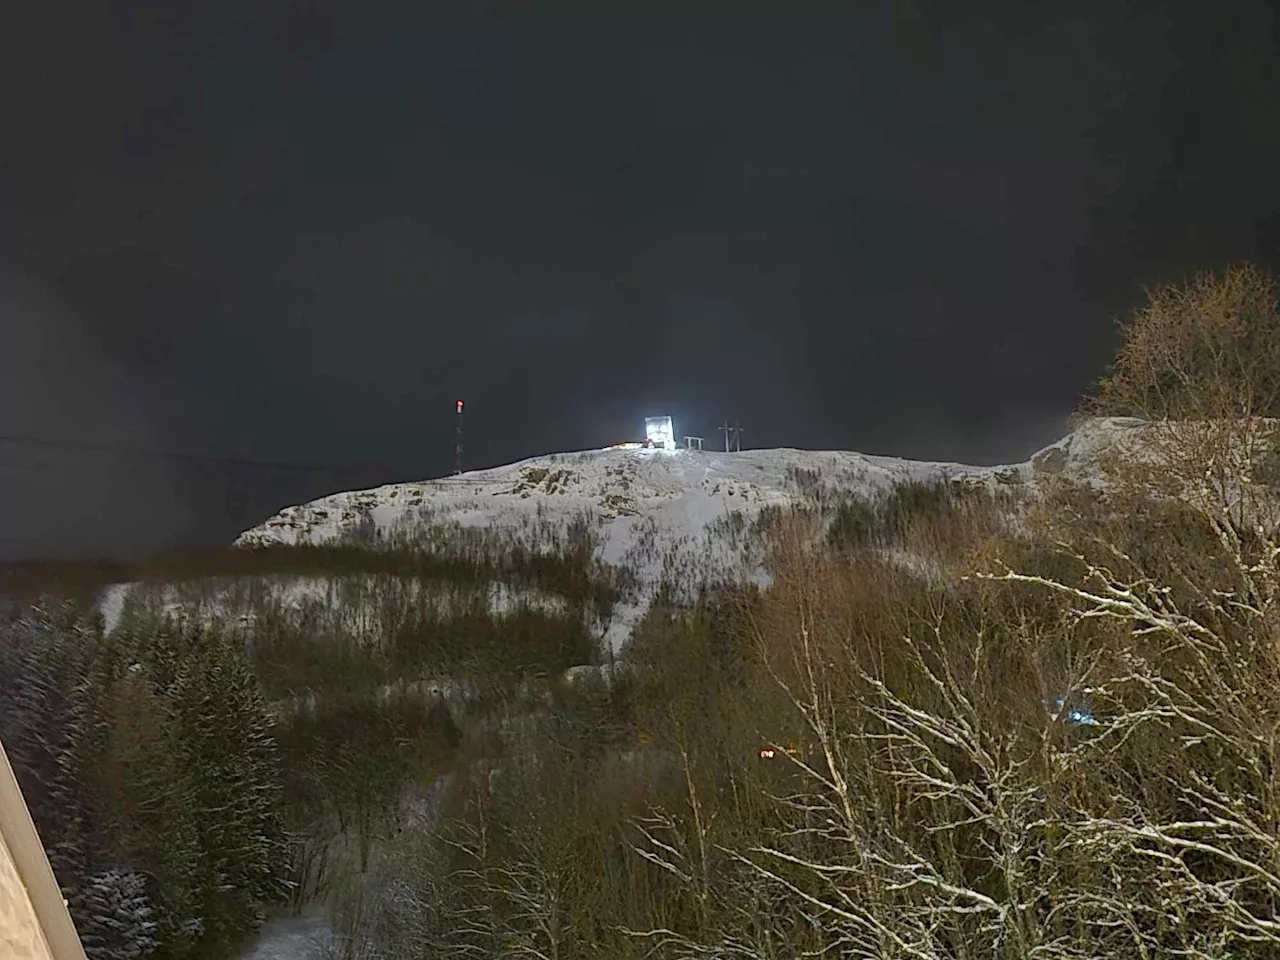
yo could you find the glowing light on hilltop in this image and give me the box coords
[644,416,676,450]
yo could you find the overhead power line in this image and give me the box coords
[0,432,395,476]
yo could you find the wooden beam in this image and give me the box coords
[0,738,86,960]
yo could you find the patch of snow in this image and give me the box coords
[562,660,634,689]
[97,574,570,646]
[96,582,132,635]
[882,547,948,584]
[238,914,336,960]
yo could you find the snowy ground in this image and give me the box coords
[235,444,1013,552]
[236,419,1155,559]
[97,573,570,641]
[238,914,336,960]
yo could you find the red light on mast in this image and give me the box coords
[456,400,464,413]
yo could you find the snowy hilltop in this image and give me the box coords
[236,417,1139,553]
[237,445,996,551]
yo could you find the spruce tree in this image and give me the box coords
[164,626,290,950]
[95,664,204,957]
[0,604,98,902]
[70,867,159,960]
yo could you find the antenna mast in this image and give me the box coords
[455,399,464,475]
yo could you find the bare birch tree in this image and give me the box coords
[625,265,1280,958]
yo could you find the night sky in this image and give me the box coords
[2,1,1279,560]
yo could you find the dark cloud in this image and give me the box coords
[1,0,1278,559]
[0,273,195,558]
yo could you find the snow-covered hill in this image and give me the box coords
[239,445,994,552]
[99,418,1146,649]
[237,417,1142,553]
[227,419,1148,649]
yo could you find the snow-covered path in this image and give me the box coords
[238,914,336,960]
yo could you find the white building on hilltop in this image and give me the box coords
[644,416,676,450]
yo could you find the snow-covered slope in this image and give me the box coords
[239,418,1152,553]
[231,420,1131,650]
[99,419,1141,649]
[239,445,1005,551]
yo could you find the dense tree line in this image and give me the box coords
[0,607,290,959]
[0,512,617,958]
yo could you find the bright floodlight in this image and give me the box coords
[644,416,676,450]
